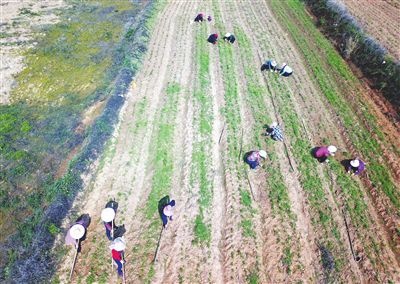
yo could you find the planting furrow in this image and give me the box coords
[236,0,366,281]
[59,1,188,282]
[269,1,400,281]
[231,1,326,282]
[212,2,264,282]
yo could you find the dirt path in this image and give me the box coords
[56,1,399,283]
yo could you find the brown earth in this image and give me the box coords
[56,0,400,283]
[339,0,400,61]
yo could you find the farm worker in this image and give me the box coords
[261,59,277,72]
[265,122,284,142]
[347,158,365,175]
[101,207,116,241]
[207,33,218,45]
[244,150,267,169]
[194,13,204,22]
[110,237,126,277]
[207,15,212,22]
[278,63,293,77]
[162,200,176,229]
[65,214,90,251]
[223,33,236,44]
[314,145,337,163]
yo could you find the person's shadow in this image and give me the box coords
[341,159,352,173]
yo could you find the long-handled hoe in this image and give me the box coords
[122,252,126,284]
[152,226,164,263]
[69,240,80,281]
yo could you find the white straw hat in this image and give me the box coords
[69,224,85,239]
[350,159,360,167]
[101,208,115,222]
[259,150,267,159]
[225,33,231,37]
[271,60,277,66]
[111,237,126,251]
[327,145,337,154]
[270,122,278,128]
[163,205,174,217]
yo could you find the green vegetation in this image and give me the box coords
[191,23,213,244]
[2,0,158,280]
[268,0,397,275]
[126,77,182,281]
[271,0,399,211]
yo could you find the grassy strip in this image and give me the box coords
[128,82,181,282]
[234,28,294,223]
[212,1,295,278]
[269,5,400,273]
[4,1,158,281]
[233,10,347,274]
[270,0,399,210]
[191,23,213,245]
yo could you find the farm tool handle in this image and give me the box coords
[238,128,244,161]
[152,226,164,263]
[69,240,80,281]
[122,252,126,284]
[219,123,226,144]
[245,169,256,201]
[342,209,358,261]
[283,141,295,172]
[111,220,114,273]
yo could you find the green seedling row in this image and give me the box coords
[271,0,399,210]
[233,16,348,276]
[269,0,394,276]
[191,23,214,245]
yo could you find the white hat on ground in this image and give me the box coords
[69,224,85,239]
[101,208,115,222]
[270,122,278,128]
[163,205,174,217]
[111,237,126,251]
[327,145,337,155]
[259,150,267,159]
[350,159,360,167]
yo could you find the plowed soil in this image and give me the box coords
[340,0,400,60]
[56,1,400,283]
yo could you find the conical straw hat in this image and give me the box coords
[69,224,85,239]
[101,208,115,222]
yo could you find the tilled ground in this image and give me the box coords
[339,0,400,61]
[57,1,399,283]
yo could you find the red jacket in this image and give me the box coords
[112,249,123,261]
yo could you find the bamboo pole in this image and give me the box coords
[69,240,80,281]
[152,226,164,263]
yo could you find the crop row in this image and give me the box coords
[191,23,214,245]
[272,0,399,211]
[212,0,300,278]
[269,0,395,279]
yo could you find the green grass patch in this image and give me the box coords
[270,0,399,211]
[194,215,211,244]
[191,21,213,245]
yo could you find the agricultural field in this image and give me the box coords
[339,0,400,60]
[1,0,399,283]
